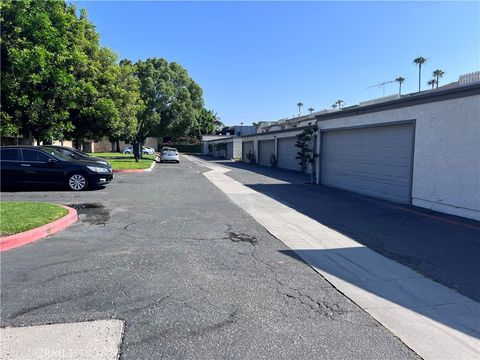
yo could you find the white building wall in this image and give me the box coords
[316,95,480,220]
[233,137,243,160]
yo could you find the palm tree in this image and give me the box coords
[296,102,304,115]
[427,79,436,89]
[332,104,337,110]
[413,56,427,92]
[336,99,344,109]
[432,69,445,88]
[395,76,405,95]
[308,107,314,114]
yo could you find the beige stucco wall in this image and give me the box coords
[315,95,480,220]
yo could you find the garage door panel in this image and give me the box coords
[226,142,233,159]
[322,124,414,204]
[258,140,275,167]
[242,141,254,162]
[277,137,301,171]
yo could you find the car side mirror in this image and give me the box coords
[47,158,57,165]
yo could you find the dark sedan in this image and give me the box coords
[41,145,111,169]
[0,146,113,191]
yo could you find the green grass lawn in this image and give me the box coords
[0,202,69,236]
[92,152,155,170]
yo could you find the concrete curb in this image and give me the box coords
[192,155,480,360]
[112,161,155,173]
[0,205,78,252]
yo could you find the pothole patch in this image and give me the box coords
[224,231,257,245]
[66,203,110,226]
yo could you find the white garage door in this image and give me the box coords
[277,137,300,171]
[226,142,233,160]
[242,141,254,162]
[258,140,275,167]
[321,123,414,204]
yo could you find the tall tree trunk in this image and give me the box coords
[116,139,120,153]
[28,130,33,145]
[76,137,82,151]
[418,65,422,92]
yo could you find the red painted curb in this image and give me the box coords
[0,205,78,252]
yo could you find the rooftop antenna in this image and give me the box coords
[367,79,396,97]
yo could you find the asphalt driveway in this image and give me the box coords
[0,156,418,359]
[203,157,480,302]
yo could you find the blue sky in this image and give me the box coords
[76,1,479,125]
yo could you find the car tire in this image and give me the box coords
[176,160,180,163]
[67,173,88,191]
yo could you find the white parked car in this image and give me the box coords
[159,147,179,163]
[123,146,156,155]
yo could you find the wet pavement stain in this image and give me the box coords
[224,231,257,245]
[67,203,110,226]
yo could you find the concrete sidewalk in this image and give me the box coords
[188,155,480,360]
[200,156,480,303]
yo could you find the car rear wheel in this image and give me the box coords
[68,173,88,191]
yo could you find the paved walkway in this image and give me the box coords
[203,156,480,302]
[188,155,480,360]
[1,156,418,359]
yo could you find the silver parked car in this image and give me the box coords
[123,145,156,155]
[159,147,179,163]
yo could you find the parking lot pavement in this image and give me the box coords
[202,157,480,303]
[0,156,418,359]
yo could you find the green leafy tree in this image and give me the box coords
[135,58,204,143]
[1,0,79,144]
[427,79,436,89]
[68,46,122,148]
[108,60,144,151]
[295,127,318,175]
[189,108,219,137]
[413,56,427,92]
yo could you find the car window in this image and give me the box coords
[1,148,21,161]
[22,149,52,162]
[42,148,72,161]
[61,148,79,158]
[72,149,90,157]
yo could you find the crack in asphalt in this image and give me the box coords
[8,289,100,320]
[39,267,109,284]
[189,310,240,337]
[223,231,257,245]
